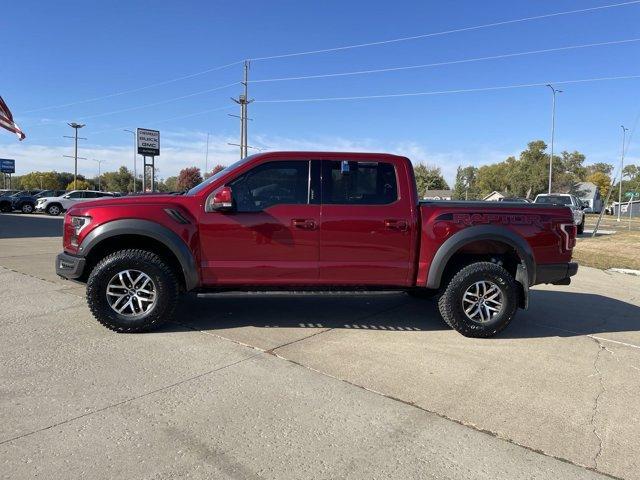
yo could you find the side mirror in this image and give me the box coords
[206,186,234,212]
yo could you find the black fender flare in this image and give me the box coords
[78,219,199,291]
[425,225,536,289]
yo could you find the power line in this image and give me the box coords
[249,0,640,61]
[89,105,234,136]
[251,38,640,83]
[19,0,640,115]
[23,61,243,114]
[77,82,239,120]
[255,74,640,103]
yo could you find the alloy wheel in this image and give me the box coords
[105,269,157,317]
[461,280,503,323]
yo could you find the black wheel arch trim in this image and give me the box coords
[78,219,199,291]
[425,225,536,289]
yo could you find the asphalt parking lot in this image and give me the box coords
[1,213,639,479]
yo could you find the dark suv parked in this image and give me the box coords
[0,190,43,213]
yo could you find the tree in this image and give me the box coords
[622,164,639,182]
[586,171,612,199]
[66,179,92,190]
[177,167,203,190]
[413,164,448,197]
[453,166,479,200]
[586,162,614,176]
[204,164,226,179]
[163,176,178,192]
[16,171,61,190]
[476,162,510,196]
[101,166,137,193]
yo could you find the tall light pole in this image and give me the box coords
[546,85,562,194]
[64,122,86,189]
[124,129,137,192]
[92,158,105,191]
[617,125,629,221]
[205,132,210,175]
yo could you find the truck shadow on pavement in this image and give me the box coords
[0,214,63,239]
[167,289,640,339]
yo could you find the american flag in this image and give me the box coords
[0,96,26,141]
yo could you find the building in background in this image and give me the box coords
[612,199,640,218]
[574,182,602,213]
[483,191,505,201]
[423,189,453,200]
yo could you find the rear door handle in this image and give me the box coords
[292,218,317,230]
[384,219,409,231]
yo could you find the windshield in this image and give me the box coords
[187,155,256,195]
[535,195,571,205]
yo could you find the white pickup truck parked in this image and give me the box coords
[534,193,586,234]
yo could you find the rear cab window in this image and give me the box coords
[322,160,398,205]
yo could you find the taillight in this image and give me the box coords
[559,223,577,252]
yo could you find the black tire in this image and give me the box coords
[86,249,179,333]
[21,203,34,214]
[406,288,439,299]
[438,262,518,338]
[46,203,62,216]
[0,202,10,213]
[577,218,584,234]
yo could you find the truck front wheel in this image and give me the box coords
[86,249,179,332]
[438,262,518,338]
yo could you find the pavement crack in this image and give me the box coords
[589,337,610,470]
[0,353,261,447]
[267,328,333,354]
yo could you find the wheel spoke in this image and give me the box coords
[461,279,503,324]
[106,269,156,317]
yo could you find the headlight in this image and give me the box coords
[70,216,91,236]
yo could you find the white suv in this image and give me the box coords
[534,193,586,234]
[35,190,115,216]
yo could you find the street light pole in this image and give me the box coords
[92,159,105,191]
[617,125,629,222]
[546,85,562,194]
[124,130,137,193]
[65,123,86,189]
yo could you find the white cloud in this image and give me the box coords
[2,130,513,185]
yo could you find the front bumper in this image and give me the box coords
[535,262,578,286]
[56,252,86,280]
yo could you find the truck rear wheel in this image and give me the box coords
[437,262,517,338]
[86,249,179,333]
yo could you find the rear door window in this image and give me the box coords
[321,161,398,205]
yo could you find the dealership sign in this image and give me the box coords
[136,128,160,156]
[0,158,15,173]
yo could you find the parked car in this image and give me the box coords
[0,190,39,213]
[34,189,67,199]
[36,190,116,216]
[56,151,578,338]
[2,190,43,213]
[533,193,586,233]
[498,197,530,203]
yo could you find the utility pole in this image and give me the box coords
[617,125,629,221]
[92,158,105,191]
[205,132,210,175]
[64,122,86,189]
[231,61,253,159]
[124,129,137,192]
[546,85,562,194]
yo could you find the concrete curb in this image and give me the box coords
[607,268,640,276]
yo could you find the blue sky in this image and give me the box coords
[2,0,640,184]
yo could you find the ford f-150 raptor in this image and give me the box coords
[56,152,578,338]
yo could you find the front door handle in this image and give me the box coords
[292,218,317,230]
[384,219,409,231]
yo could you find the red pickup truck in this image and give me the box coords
[56,152,577,337]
